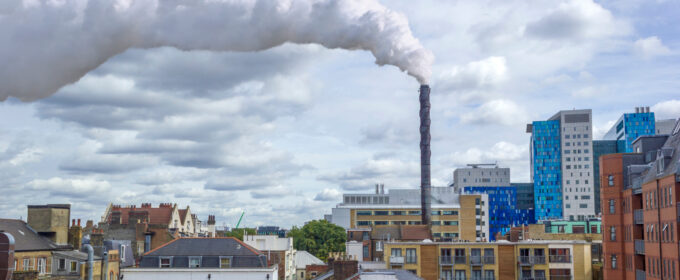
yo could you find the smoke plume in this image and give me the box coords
[0,0,433,101]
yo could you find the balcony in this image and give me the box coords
[549,277,572,280]
[439,256,453,265]
[470,255,482,265]
[519,256,532,265]
[635,240,645,255]
[483,255,495,264]
[454,256,467,265]
[548,255,572,263]
[632,177,642,194]
[389,256,404,264]
[634,209,644,225]
[532,255,546,264]
[636,269,646,280]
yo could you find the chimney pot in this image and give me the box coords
[77,219,81,226]
[72,219,76,226]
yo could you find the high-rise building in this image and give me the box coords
[528,109,595,221]
[462,186,535,240]
[512,183,535,210]
[603,107,656,153]
[592,140,625,215]
[600,118,680,280]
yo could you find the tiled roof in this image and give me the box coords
[144,237,262,256]
[643,119,680,183]
[371,226,401,240]
[178,209,188,224]
[399,225,431,241]
[0,219,61,252]
[109,206,173,225]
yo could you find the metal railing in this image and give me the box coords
[532,255,546,264]
[635,240,645,255]
[439,256,453,265]
[636,269,646,280]
[470,255,482,265]
[632,177,642,194]
[519,256,532,265]
[549,276,572,280]
[454,256,467,264]
[483,255,495,264]
[548,255,572,263]
[389,256,404,264]
[634,209,644,224]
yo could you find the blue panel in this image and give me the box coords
[621,112,655,152]
[463,186,535,241]
[531,120,562,220]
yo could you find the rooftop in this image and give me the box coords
[144,237,262,256]
[0,219,64,252]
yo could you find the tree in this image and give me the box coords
[288,220,346,262]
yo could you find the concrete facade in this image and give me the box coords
[452,164,510,192]
[27,204,70,245]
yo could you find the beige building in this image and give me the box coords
[329,187,489,241]
[385,240,593,280]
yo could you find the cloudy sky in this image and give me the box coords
[1,0,679,228]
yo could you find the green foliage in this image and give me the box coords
[220,227,256,240]
[288,220,346,262]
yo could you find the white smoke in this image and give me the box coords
[0,0,433,102]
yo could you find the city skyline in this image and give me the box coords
[2,0,680,229]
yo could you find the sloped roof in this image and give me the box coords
[0,219,60,252]
[108,206,173,225]
[371,226,400,240]
[643,119,680,183]
[399,225,431,241]
[295,251,324,269]
[144,237,262,256]
[178,209,188,224]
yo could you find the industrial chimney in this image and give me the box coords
[419,85,432,227]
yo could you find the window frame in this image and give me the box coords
[160,257,172,268]
[219,256,232,268]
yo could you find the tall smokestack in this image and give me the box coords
[419,85,432,227]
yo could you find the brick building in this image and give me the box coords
[601,119,680,280]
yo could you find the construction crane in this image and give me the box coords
[234,211,245,229]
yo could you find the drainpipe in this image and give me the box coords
[103,251,109,280]
[84,244,94,280]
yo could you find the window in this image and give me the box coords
[37,258,46,275]
[121,245,127,262]
[22,258,29,271]
[612,254,618,269]
[405,248,417,263]
[376,241,383,252]
[362,232,370,240]
[608,175,614,186]
[580,204,588,208]
[58,258,66,271]
[391,248,402,257]
[610,226,616,241]
[363,245,369,258]
[219,257,231,268]
[374,211,389,216]
[357,211,372,216]
[189,257,201,268]
[442,270,453,280]
[70,261,77,272]
[472,269,482,280]
[454,270,466,280]
[609,199,615,214]
[160,257,172,268]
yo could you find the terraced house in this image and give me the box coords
[328,186,489,241]
[384,240,593,280]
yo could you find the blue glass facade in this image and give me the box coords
[463,186,535,240]
[621,113,655,152]
[592,140,625,215]
[531,120,562,220]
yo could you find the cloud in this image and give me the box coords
[571,85,607,98]
[652,100,680,120]
[318,156,419,190]
[27,177,112,197]
[437,56,507,98]
[460,99,529,126]
[524,0,629,41]
[633,36,672,59]
[314,188,342,202]
[250,185,292,199]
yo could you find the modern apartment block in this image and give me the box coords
[385,240,593,280]
[593,140,626,215]
[528,109,595,221]
[329,186,490,241]
[512,182,536,210]
[463,186,535,241]
[452,163,510,192]
[601,119,680,280]
[603,107,656,153]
